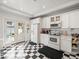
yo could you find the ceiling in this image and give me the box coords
[0,0,79,17]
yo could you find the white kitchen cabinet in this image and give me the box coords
[61,10,79,53]
[61,13,69,28]
[41,17,50,28]
[61,28,72,53]
[61,35,72,53]
[69,10,79,28]
[40,34,49,46]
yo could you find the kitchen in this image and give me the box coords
[31,9,79,59]
[0,0,79,59]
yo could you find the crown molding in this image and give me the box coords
[0,3,33,18]
[33,1,79,18]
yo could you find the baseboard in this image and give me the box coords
[0,41,26,51]
[12,41,25,45]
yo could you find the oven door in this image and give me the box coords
[48,36,60,50]
[49,36,60,45]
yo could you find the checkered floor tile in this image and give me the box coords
[63,52,79,59]
[0,42,49,59]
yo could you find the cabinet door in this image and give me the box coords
[61,36,72,53]
[69,11,79,28]
[41,17,50,28]
[45,17,50,28]
[41,18,45,28]
[40,34,49,46]
[61,13,69,28]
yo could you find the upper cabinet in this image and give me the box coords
[69,10,79,28]
[50,15,61,24]
[41,17,50,28]
[61,13,69,28]
[31,18,40,24]
[61,10,79,28]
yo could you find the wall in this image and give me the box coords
[0,10,30,48]
[0,17,4,49]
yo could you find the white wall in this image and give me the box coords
[0,10,30,48]
[0,17,4,49]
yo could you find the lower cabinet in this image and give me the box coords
[61,36,72,53]
[60,28,72,53]
[61,28,79,53]
[40,34,49,46]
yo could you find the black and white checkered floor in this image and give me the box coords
[0,42,49,59]
[63,52,79,59]
[1,42,79,59]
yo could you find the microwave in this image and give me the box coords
[50,23,61,28]
[49,29,61,36]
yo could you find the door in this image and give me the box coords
[15,21,25,43]
[31,23,40,44]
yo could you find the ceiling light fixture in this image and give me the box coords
[20,8,24,10]
[43,6,46,8]
[3,0,7,4]
[33,0,37,2]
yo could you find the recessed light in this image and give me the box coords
[43,6,46,8]
[33,0,37,2]
[20,8,24,10]
[3,0,7,4]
